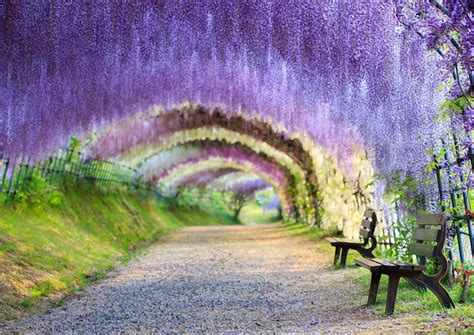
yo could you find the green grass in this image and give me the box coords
[0,182,235,322]
[283,221,338,245]
[238,201,281,225]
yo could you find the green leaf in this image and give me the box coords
[436,79,454,92]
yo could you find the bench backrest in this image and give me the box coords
[407,213,447,259]
[360,210,377,244]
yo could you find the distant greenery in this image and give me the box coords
[175,187,241,223]
[175,186,282,225]
[239,201,281,225]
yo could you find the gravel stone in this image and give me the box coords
[0,224,452,333]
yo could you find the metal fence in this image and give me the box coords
[0,148,153,206]
[433,134,474,265]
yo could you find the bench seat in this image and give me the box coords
[356,257,425,272]
[326,237,364,247]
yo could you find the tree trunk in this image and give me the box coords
[234,203,245,220]
[277,206,282,219]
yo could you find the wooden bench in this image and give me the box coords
[326,209,377,267]
[355,213,455,315]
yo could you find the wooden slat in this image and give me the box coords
[355,257,383,270]
[361,219,372,229]
[359,228,369,239]
[412,227,440,241]
[326,237,364,246]
[338,241,364,246]
[408,243,435,257]
[369,258,397,268]
[325,237,336,243]
[364,210,374,218]
[417,213,446,226]
[333,237,350,243]
[392,260,425,271]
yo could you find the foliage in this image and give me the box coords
[379,215,417,262]
[455,262,474,303]
[238,201,281,225]
[18,174,64,207]
[381,172,424,212]
[225,191,250,219]
[378,172,424,261]
[2,1,471,245]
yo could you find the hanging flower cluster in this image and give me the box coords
[178,168,240,190]
[211,175,270,196]
[395,1,472,131]
[1,1,445,178]
[154,151,288,196]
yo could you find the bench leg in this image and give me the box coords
[340,247,349,267]
[417,276,455,308]
[385,274,401,316]
[404,277,426,291]
[368,272,381,306]
[333,246,341,265]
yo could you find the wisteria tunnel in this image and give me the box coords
[1,0,474,332]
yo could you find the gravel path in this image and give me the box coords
[1,224,440,333]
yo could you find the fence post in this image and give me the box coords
[0,155,9,195]
[11,156,27,205]
[453,134,474,256]
[5,157,16,205]
[19,157,31,192]
[443,141,466,264]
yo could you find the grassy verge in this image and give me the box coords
[0,182,236,323]
[238,202,281,225]
[283,221,338,247]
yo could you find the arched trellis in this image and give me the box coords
[152,155,294,218]
[123,128,304,178]
[173,168,241,190]
[90,127,315,223]
[84,104,321,224]
[128,138,308,221]
[154,157,292,216]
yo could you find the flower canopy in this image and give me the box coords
[0,1,472,234]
